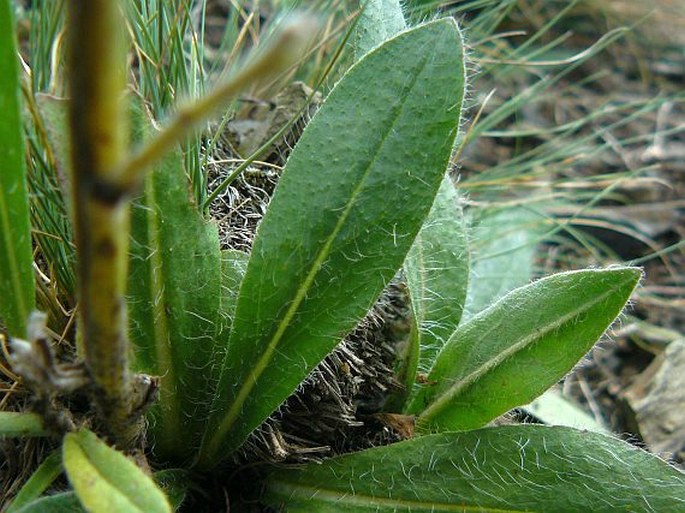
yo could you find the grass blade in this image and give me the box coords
[198,18,466,468]
[406,268,641,431]
[63,430,171,513]
[28,94,76,299]
[263,425,685,512]
[0,0,34,335]
[6,450,62,513]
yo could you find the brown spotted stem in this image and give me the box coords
[67,0,138,446]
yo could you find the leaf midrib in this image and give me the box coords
[204,46,434,457]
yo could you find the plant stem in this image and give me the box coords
[67,0,139,446]
[65,6,316,448]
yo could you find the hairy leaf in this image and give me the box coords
[217,250,248,337]
[354,0,407,59]
[405,175,469,377]
[263,425,685,512]
[0,1,34,335]
[128,107,222,462]
[385,315,421,411]
[154,469,189,512]
[62,430,171,513]
[198,19,465,467]
[406,268,641,431]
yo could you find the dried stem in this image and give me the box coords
[66,0,139,446]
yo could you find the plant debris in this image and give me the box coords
[621,338,685,461]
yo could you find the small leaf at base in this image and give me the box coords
[62,429,171,513]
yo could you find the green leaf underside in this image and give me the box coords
[0,2,34,335]
[524,388,607,433]
[463,208,541,320]
[11,492,83,513]
[0,412,48,437]
[62,430,171,513]
[128,106,222,462]
[405,175,469,377]
[355,0,407,59]
[405,268,641,431]
[6,450,62,513]
[199,18,465,467]
[263,425,685,512]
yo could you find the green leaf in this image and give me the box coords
[11,492,83,513]
[128,107,222,462]
[464,207,541,320]
[0,0,34,335]
[198,18,466,468]
[406,268,641,431]
[263,425,685,512]
[354,0,407,59]
[404,175,469,376]
[6,450,62,513]
[385,315,420,411]
[154,469,189,512]
[62,429,171,513]
[0,412,48,437]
